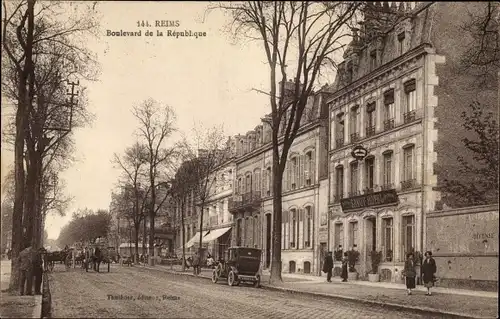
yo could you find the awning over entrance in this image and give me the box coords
[185,231,209,248]
[201,227,231,243]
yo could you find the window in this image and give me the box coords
[335,166,344,201]
[350,162,359,196]
[382,151,393,189]
[336,115,345,148]
[370,50,377,70]
[264,167,272,196]
[398,32,405,55]
[334,223,344,252]
[402,145,415,189]
[246,174,252,194]
[365,157,374,191]
[349,221,358,248]
[346,61,353,83]
[382,218,393,262]
[253,216,259,248]
[305,151,313,186]
[290,209,297,248]
[402,215,415,258]
[366,102,376,137]
[350,106,359,142]
[384,90,395,130]
[404,80,416,123]
[291,157,298,189]
[305,206,312,247]
[254,170,261,194]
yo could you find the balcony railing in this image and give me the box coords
[229,191,262,212]
[403,110,416,124]
[383,119,394,131]
[380,183,394,191]
[350,132,360,143]
[363,187,375,194]
[401,179,418,191]
[335,137,344,148]
[365,126,376,137]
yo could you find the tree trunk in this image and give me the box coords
[10,0,35,291]
[181,197,186,271]
[33,154,43,249]
[134,223,140,264]
[142,215,147,257]
[198,203,205,256]
[148,169,156,260]
[270,144,285,284]
[23,155,37,248]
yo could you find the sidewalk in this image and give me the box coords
[0,260,42,319]
[141,263,498,319]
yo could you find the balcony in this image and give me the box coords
[380,183,394,191]
[403,110,416,124]
[400,179,418,191]
[365,126,376,137]
[384,119,394,131]
[335,137,344,149]
[228,191,261,213]
[350,132,360,143]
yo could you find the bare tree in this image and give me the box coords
[460,2,499,89]
[216,1,360,283]
[113,142,150,263]
[132,99,178,262]
[180,124,230,257]
[2,0,99,289]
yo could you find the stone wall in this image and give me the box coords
[426,204,499,291]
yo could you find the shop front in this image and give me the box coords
[201,226,232,260]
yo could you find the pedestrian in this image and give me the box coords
[341,252,348,282]
[192,252,200,276]
[403,252,417,295]
[422,250,437,296]
[18,244,33,296]
[32,248,44,295]
[322,251,334,282]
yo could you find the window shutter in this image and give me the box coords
[299,208,304,249]
[299,155,305,187]
[283,164,289,191]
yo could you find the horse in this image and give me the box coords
[85,246,110,272]
[45,250,70,272]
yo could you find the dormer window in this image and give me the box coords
[398,32,405,55]
[370,50,377,71]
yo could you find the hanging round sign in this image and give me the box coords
[351,145,368,161]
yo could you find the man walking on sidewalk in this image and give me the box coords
[323,252,334,282]
[192,251,200,276]
[19,244,33,296]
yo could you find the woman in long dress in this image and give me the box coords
[422,251,437,295]
[403,253,416,295]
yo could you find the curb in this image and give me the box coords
[140,265,489,319]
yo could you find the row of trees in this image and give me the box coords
[2,0,100,290]
[57,209,112,249]
[110,95,229,265]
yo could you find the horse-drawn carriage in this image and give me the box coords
[84,242,112,273]
[211,247,262,287]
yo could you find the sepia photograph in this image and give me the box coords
[0,1,498,318]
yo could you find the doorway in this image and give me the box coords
[319,242,327,276]
[266,214,271,268]
[365,217,377,273]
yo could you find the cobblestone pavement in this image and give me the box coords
[49,264,444,319]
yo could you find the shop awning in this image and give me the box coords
[202,227,232,243]
[185,231,209,248]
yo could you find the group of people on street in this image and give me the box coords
[18,244,45,296]
[322,250,437,295]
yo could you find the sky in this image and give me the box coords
[2,1,273,240]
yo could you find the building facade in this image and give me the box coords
[229,83,330,275]
[326,1,498,282]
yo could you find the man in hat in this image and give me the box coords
[18,244,33,295]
